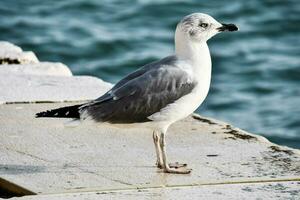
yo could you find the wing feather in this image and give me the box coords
[80,56,197,123]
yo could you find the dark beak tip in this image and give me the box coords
[218,23,239,32]
[228,24,239,32]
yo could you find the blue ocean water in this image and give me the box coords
[0,0,299,148]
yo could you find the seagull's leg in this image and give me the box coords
[159,131,192,174]
[153,130,186,169]
[153,130,163,168]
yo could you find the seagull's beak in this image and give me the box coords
[217,23,239,32]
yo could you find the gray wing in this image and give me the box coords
[80,56,197,123]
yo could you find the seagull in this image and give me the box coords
[36,13,238,174]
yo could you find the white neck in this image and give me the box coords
[174,32,212,77]
[175,30,211,86]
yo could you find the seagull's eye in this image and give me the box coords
[199,23,208,28]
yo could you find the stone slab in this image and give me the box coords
[0,51,39,65]
[0,42,22,54]
[8,181,300,200]
[0,62,72,76]
[0,103,299,196]
[0,75,112,104]
[0,41,39,64]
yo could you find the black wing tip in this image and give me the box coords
[35,104,82,119]
[35,111,46,118]
[35,110,53,118]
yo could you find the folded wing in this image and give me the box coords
[80,56,196,123]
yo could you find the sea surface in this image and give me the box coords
[1,0,299,148]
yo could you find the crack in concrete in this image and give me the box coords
[75,166,133,187]
[192,115,217,125]
[34,178,300,196]
[5,147,51,163]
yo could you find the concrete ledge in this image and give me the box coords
[0,62,72,76]
[0,42,112,104]
[1,103,300,196]
[0,41,39,64]
[0,41,299,199]
[0,51,39,64]
[8,181,300,200]
[0,74,112,104]
[0,42,23,54]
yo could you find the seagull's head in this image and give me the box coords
[176,13,238,43]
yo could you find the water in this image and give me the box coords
[1,0,299,148]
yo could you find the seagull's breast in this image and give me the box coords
[148,61,212,123]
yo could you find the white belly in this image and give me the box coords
[148,79,211,123]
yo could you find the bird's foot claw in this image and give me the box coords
[168,162,187,169]
[156,162,191,174]
[164,166,192,174]
[156,162,187,169]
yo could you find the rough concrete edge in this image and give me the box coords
[191,113,300,154]
[0,41,22,53]
[0,75,113,105]
[38,62,73,76]
[0,42,38,64]
[0,42,113,105]
[18,51,39,64]
[30,177,300,196]
[0,51,39,64]
[0,62,73,76]
[0,177,36,197]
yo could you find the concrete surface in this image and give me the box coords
[0,62,72,76]
[1,103,300,198]
[0,42,22,53]
[0,41,38,64]
[0,74,112,104]
[9,181,300,200]
[0,41,112,104]
[0,41,299,199]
